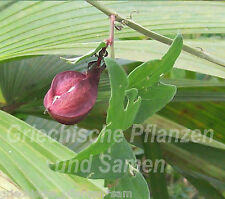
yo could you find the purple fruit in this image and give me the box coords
[44,66,102,125]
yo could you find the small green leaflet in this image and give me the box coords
[60,41,106,65]
[135,83,177,123]
[128,34,183,89]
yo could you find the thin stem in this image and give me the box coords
[108,14,115,59]
[86,0,225,67]
[96,47,107,67]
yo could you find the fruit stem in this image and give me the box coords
[95,14,115,67]
[107,14,115,59]
[96,47,107,67]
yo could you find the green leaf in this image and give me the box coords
[105,57,141,130]
[128,34,183,89]
[135,83,177,124]
[60,41,106,65]
[0,111,105,199]
[122,35,181,124]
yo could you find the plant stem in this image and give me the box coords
[86,0,225,67]
[108,14,115,59]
